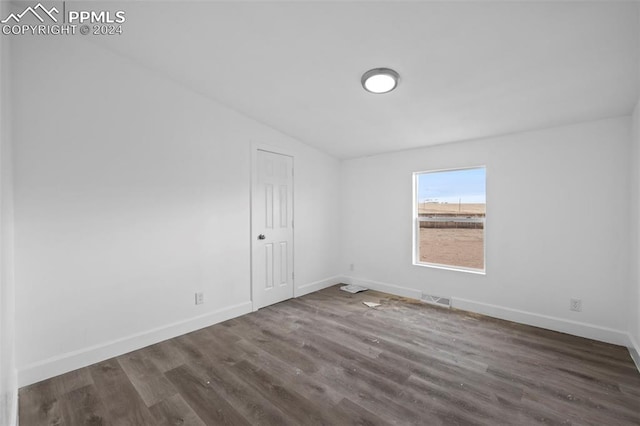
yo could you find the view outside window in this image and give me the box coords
[415,167,486,271]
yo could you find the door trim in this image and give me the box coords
[250,142,295,311]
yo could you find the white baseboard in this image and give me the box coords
[3,367,18,426]
[628,333,640,373]
[18,301,252,387]
[17,275,640,387]
[11,368,17,426]
[295,275,343,298]
[19,274,345,388]
[452,297,629,346]
[341,275,629,347]
[341,276,422,300]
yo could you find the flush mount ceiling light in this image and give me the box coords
[361,68,399,94]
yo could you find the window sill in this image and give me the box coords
[413,262,486,275]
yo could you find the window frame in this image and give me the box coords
[412,166,487,275]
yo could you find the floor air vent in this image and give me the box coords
[420,293,451,308]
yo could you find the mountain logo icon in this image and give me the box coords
[1,3,59,24]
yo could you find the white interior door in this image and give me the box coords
[252,149,294,310]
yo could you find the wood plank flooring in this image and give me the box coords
[19,285,640,425]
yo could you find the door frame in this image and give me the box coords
[250,142,295,311]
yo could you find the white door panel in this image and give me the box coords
[252,150,293,309]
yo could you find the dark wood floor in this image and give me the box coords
[19,285,640,425]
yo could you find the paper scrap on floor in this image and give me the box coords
[363,301,381,308]
[340,284,368,293]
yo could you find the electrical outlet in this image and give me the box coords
[350,263,355,271]
[569,298,582,312]
[195,292,204,305]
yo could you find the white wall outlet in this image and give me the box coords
[195,292,204,305]
[569,298,582,312]
[350,263,355,271]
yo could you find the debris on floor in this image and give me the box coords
[362,301,381,308]
[340,284,368,293]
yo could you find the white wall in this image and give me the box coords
[12,35,341,386]
[630,100,640,366]
[0,0,17,421]
[341,117,631,345]
[628,5,640,370]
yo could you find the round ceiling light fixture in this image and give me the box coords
[361,68,399,94]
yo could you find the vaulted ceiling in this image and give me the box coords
[94,1,639,159]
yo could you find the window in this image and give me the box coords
[414,167,486,273]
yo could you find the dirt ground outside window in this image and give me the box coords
[419,228,484,270]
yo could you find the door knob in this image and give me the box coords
[258,234,266,240]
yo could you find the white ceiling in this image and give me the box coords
[94,1,639,159]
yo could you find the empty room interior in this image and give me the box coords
[1,0,640,425]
